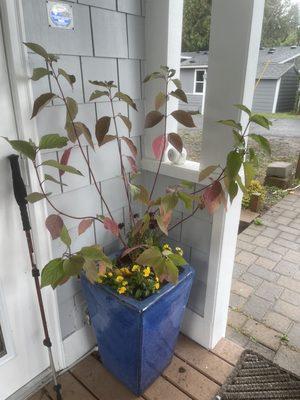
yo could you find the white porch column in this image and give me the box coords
[143,0,184,159]
[183,0,265,348]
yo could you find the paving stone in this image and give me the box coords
[240,272,263,288]
[262,227,280,239]
[274,299,300,322]
[236,240,256,252]
[235,251,258,267]
[228,309,248,329]
[232,263,248,279]
[268,243,288,256]
[248,264,279,282]
[278,224,300,236]
[259,219,278,229]
[253,247,282,262]
[281,210,298,219]
[287,323,300,349]
[295,270,300,281]
[229,293,247,309]
[290,222,300,231]
[242,320,281,351]
[274,260,298,277]
[255,281,283,303]
[212,338,244,365]
[246,340,276,361]
[274,345,300,376]
[226,326,249,348]
[231,280,253,298]
[279,231,298,241]
[263,311,292,333]
[277,275,300,294]
[238,233,256,243]
[242,295,272,321]
[284,249,300,264]
[243,227,260,237]
[274,237,300,251]
[280,288,300,306]
[255,257,277,270]
[253,235,273,248]
[276,215,293,225]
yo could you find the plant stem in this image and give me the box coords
[109,92,135,227]
[168,205,200,232]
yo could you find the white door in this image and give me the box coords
[0,14,49,400]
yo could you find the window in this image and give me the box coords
[194,69,205,94]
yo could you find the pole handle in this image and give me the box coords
[8,154,31,231]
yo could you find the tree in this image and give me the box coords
[182,0,299,52]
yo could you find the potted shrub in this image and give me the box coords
[3,43,272,395]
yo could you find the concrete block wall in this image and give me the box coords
[21,0,145,339]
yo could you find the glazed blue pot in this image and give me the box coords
[80,264,194,395]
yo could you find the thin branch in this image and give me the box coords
[168,205,200,232]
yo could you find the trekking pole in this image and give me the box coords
[8,154,63,400]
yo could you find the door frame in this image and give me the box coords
[0,0,66,372]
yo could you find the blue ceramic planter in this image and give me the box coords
[81,264,194,395]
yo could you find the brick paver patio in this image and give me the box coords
[227,189,300,376]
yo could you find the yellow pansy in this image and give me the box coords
[132,264,140,272]
[143,267,151,277]
[121,267,131,275]
[162,243,171,251]
[118,286,127,294]
[122,280,128,286]
[155,276,159,282]
[108,272,113,277]
[175,247,183,256]
[154,282,160,290]
[115,275,124,283]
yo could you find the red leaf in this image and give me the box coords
[203,181,226,214]
[98,261,107,276]
[126,156,138,173]
[103,217,120,237]
[152,134,166,160]
[59,147,72,176]
[78,219,93,235]
[45,214,64,239]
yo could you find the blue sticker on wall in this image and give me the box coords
[47,1,74,30]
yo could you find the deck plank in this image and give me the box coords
[163,356,219,400]
[211,337,244,366]
[46,372,97,399]
[175,335,233,385]
[144,376,192,400]
[28,389,52,400]
[71,355,143,400]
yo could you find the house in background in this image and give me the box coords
[180,46,300,114]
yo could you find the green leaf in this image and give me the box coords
[168,253,187,267]
[178,191,193,209]
[39,134,68,150]
[95,116,111,146]
[155,91,167,110]
[31,93,57,119]
[236,174,246,194]
[250,114,272,130]
[161,193,178,213]
[136,246,162,266]
[228,180,238,203]
[172,78,182,89]
[133,185,149,205]
[83,258,98,283]
[44,174,67,186]
[171,110,195,127]
[58,68,76,88]
[143,72,165,83]
[24,42,49,60]
[180,180,194,189]
[31,67,50,81]
[63,255,85,277]
[248,148,258,166]
[218,119,242,131]
[89,90,109,101]
[145,111,164,128]
[164,258,179,284]
[2,137,36,160]
[248,134,271,155]
[26,192,47,203]
[243,161,255,187]
[114,91,137,111]
[79,245,105,260]
[88,80,117,88]
[170,89,188,103]
[65,97,78,122]
[60,225,71,247]
[232,130,245,148]
[234,104,251,116]
[41,258,65,288]
[73,122,94,150]
[198,165,218,182]
[42,159,83,175]
[226,151,242,179]
[118,114,132,132]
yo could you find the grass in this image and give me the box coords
[262,112,300,120]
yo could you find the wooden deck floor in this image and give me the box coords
[29,335,243,400]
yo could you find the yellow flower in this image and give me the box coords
[155,276,159,282]
[108,272,113,277]
[143,267,151,277]
[132,264,140,272]
[122,280,128,286]
[118,286,127,294]
[154,282,160,290]
[121,267,131,276]
[98,278,103,284]
[163,243,171,251]
[175,247,183,256]
[115,275,124,283]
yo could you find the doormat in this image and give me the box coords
[216,349,300,399]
